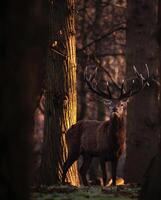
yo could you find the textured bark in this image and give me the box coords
[124,0,160,183]
[40,0,79,186]
[0,0,48,199]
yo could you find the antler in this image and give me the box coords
[84,67,113,99]
[119,64,150,100]
[84,64,151,101]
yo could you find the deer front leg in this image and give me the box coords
[62,152,79,184]
[79,154,92,186]
[100,158,107,186]
[111,159,118,186]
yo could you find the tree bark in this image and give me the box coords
[125,0,160,183]
[40,0,79,186]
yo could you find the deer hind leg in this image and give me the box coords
[100,158,107,186]
[111,159,118,186]
[79,154,92,186]
[62,152,79,184]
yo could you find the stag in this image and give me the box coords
[62,65,151,186]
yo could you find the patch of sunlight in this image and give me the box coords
[107,177,124,187]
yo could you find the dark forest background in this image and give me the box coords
[1,0,161,200]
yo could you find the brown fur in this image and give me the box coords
[62,114,126,186]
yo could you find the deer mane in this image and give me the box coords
[109,114,124,134]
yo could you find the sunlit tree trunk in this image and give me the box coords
[125,0,160,183]
[40,0,79,186]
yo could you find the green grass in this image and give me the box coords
[31,184,139,200]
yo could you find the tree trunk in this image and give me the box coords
[139,150,161,200]
[125,0,160,183]
[138,1,161,199]
[40,0,79,186]
[77,0,88,121]
[0,0,48,199]
[88,0,104,185]
[94,0,105,122]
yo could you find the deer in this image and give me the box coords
[62,65,151,186]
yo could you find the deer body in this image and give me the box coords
[62,65,151,186]
[80,116,125,159]
[62,107,126,186]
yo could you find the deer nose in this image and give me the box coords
[112,107,117,112]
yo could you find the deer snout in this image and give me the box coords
[112,107,117,112]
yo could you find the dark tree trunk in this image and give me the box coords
[139,150,161,200]
[139,1,161,199]
[88,0,104,185]
[77,0,88,121]
[125,0,160,183]
[0,0,48,199]
[94,0,105,122]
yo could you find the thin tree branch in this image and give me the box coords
[83,54,122,91]
[78,24,126,51]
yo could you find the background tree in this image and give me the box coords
[40,0,79,186]
[138,1,161,199]
[124,0,160,183]
[77,0,126,184]
[77,0,88,121]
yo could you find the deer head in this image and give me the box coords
[84,65,151,117]
[107,100,127,118]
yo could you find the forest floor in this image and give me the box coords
[31,182,140,200]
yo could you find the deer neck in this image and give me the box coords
[110,113,124,134]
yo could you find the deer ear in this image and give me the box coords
[122,98,129,103]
